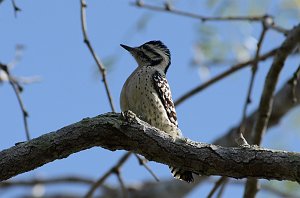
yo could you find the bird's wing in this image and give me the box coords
[152,71,178,127]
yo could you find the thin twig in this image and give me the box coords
[0,63,30,141]
[266,23,289,35]
[243,24,300,198]
[207,176,228,198]
[80,0,116,112]
[174,47,278,106]
[133,0,265,22]
[83,152,131,198]
[114,168,128,198]
[133,1,288,36]
[0,176,94,188]
[134,154,160,182]
[236,20,268,146]
[290,64,300,103]
[241,22,268,126]
[216,179,228,198]
[11,0,21,17]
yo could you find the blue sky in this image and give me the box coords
[1,0,300,197]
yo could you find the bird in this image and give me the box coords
[120,40,194,183]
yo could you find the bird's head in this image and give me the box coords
[120,40,171,73]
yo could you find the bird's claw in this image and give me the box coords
[121,110,137,123]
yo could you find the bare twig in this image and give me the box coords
[114,168,128,198]
[133,0,265,22]
[290,64,300,103]
[0,176,94,188]
[84,152,131,198]
[207,176,228,198]
[134,154,160,182]
[11,0,21,17]
[174,48,278,106]
[133,1,288,36]
[266,23,289,35]
[236,20,268,146]
[80,0,116,112]
[241,22,268,127]
[0,63,30,141]
[216,179,228,198]
[244,24,300,198]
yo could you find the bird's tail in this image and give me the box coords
[169,166,194,183]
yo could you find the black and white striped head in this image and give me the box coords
[120,40,171,73]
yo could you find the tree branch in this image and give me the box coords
[0,176,94,188]
[174,48,277,106]
[1,112,300,182]
[80,0,116,112]
[132,1,288,34]
[133,0,266,22]
[0,63,31,141]
[252,24,300,145]
[84,152,131,198]
[243,23,300,198]
[43,69,300,198]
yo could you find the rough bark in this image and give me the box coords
[97,73,300,198]
[1,111,300,182]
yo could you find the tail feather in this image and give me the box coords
[169,166,194,183]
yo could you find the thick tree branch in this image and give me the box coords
[75,71,300,198]
[1,112,300,182]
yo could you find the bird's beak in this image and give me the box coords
[120,44,135,52]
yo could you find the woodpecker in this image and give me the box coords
[120,40,194,183]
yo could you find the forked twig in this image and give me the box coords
[134,154,159,182]
[114,168,128,198]
[207,176,228,198]
[0,63,30,140]
[83,152,131,198]
[132,0,288,35]
[133,0,265,22]
[11,0,21,17]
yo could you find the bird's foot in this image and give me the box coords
[121,110,137,123]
